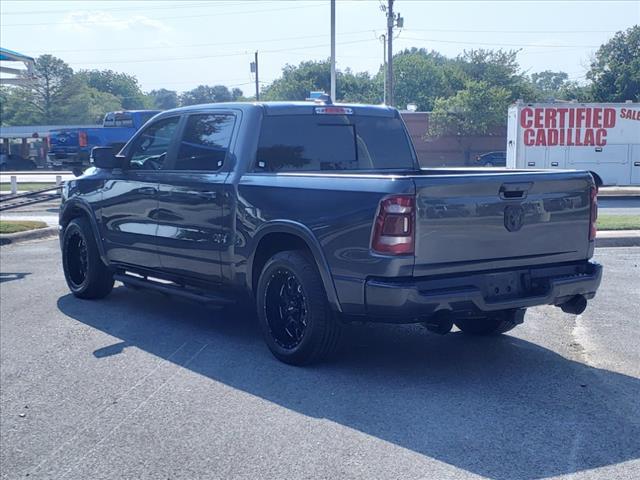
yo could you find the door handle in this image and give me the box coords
[550,162,559,167]
[196,191,217,200]
[137,186,157,195]
[499,182,532,200]
[634,162,640,167]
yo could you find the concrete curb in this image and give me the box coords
[598,187,640,197]
[596,230,640,248]
[0,226,58,245]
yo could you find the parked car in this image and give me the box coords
[0,152,37,171]
[59,101,602,365]
[47,110,160,174]
[475,151,506,167]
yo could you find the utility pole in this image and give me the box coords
[330,0,336,102]
[254,51,259,101]
[381,0,402,106]
[386,0,394,107]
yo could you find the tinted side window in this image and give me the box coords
[129,117,180,170]
[175,114,235,171]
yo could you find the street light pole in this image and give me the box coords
[330,0,336,102]
[380,34,386,104]
[386,0,394,107]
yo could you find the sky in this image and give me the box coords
[1,0,639,96]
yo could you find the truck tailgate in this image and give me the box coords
[412,171,594,276]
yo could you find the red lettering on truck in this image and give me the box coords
[520,108,533,128]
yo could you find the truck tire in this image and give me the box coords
[454,309,526,335]
[256,250,341,365]
[62,217,114,299]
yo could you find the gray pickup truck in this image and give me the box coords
[59,101,602,365]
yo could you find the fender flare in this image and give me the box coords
[59,199,109,265]
[247,220,342,313]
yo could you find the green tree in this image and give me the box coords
[261,60,380,103]
[60,80,122,124]
[261,61,330,101]
[22,54,74,123]
[453,49,534,102]
[587,25,640,102]
[148,88,179,109]
[427,80,511,161]
[0,86,40,125]
[390,48,452,110]
[77,69,149,109]
[179,84,242,106]
[531,70,569,95]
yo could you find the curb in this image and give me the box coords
[596,230,640,248]
[0,226,58,245]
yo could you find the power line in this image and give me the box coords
[405,27,619,34]
[0,3,325,27]
[0,1,265,15]
[62,38,379,66]
[17,30,376,55]
[399,37,600,48]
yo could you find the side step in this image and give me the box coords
[114,273,235,306]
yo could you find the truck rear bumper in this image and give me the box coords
[364,261,602,321]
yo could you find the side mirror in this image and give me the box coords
[91,147,120,169]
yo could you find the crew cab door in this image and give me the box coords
[100,115,181,269]
[154,111,236,284]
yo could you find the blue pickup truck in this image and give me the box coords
[48,110,159,173]
[59,101,602,365]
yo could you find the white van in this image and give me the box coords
[506,101,640,186]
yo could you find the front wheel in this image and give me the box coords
[454,309,526,335]
[62,217,114,299]
[256,251,341,365]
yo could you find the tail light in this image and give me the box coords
[371,195,415,255]
[589,186,598,241]
[78,131,88,147]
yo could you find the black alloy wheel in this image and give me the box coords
[256,250,341,365]
[264,268,309,350]
[62,217,114,299]
[65,230,89,288]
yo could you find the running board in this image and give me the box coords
[114,273,235,306]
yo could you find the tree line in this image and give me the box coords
[1,25,637,139]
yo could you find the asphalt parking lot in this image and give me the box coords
[1,239,639,480]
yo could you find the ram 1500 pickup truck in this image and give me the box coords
[48,110,159,174]
[59,101,602,365]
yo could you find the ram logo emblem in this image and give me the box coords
[504,205,525,232]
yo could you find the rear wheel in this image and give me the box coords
[256,251,341,365]
[62,217,114,299]
[454,309,525,335]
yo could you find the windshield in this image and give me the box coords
[256,114,417,172]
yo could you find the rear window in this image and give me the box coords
[256,114,416,172]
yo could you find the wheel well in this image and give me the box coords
[588,171,603,187]
[251,232,312,293]
[60,205,88,230]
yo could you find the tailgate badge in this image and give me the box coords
[504,205,524,232]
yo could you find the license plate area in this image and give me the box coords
[483,272,522,300]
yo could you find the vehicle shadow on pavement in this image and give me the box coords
[0,272,30,284]
[57,287,640,480]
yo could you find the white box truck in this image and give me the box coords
[506,101,640,186]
